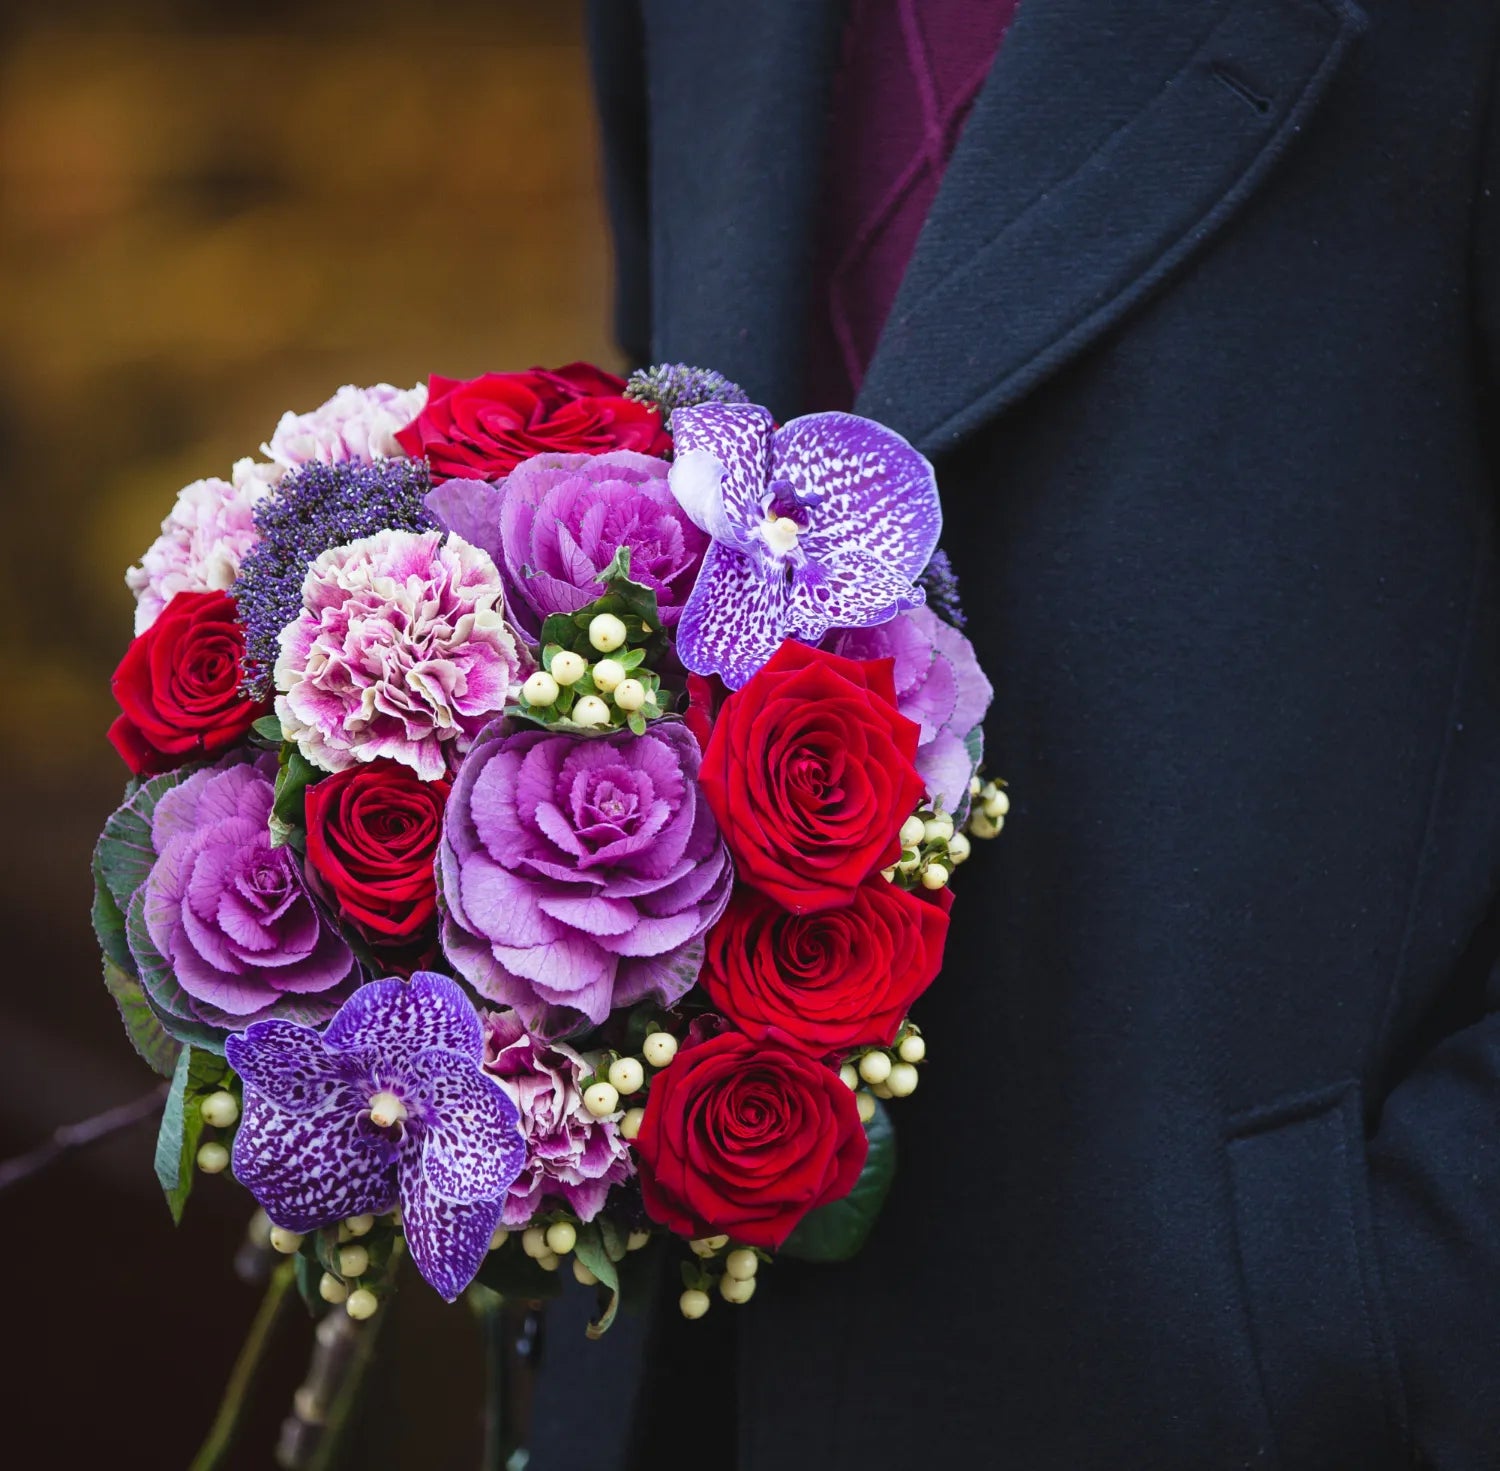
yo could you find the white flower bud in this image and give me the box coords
[591,658,627,692]
[589,613,628,652]
[897,1033,926,1064]
[838,1063,859,1090]
[550,650,587,686]
[319,1272,349,1304]
[572,694,611,727]
[880,866,897,882]
[608,1057,646,1095]
[627,1230,652,1252]
[489,1226,509,1252]
[968,811,1000,840]
[344,1214,374,1238]
[983,790,1010,819]
[679,1289,711,1320]
[720,1273,757,1305]
[545,1221,577,1256]
[871,1081,895,1099]
[970,775,983,796]
[921,862,950,890]
[887,1062,920,1098]
[690,1234,728,1257]
[856,1091,877,1124]
[337,1244,369,1278]
[899,815,926,847]
[536,1251,561,1272]
[346,1288,379,1320]
[521,1226,550,1259]
[643,1032,679,1068]
[573,1257,599,1287]
[858,1050,892,1086]
[724,1248,759,1282]
[898,851,921,873]
[620,1107,646,1141]
[200,1091,239,1128]
[924,813,955,843]
[947,832,972,865]
[522,670,560,707]
[269,1226,303,1255]
[196,1141,230,1174]
[614,678,647,712]
[584,1081,620,1118]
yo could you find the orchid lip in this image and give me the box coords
[367,1089,408,1129]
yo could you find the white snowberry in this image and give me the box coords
[200,1091,239,1128]
[589,613,628,652]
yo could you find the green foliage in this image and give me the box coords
[779,1099,897,1263]
[574,1221,622,1338]
[250,714,285,749]
[270,743,321,850]
[473,1237,564,1302]
[154,1046,238,1223]
[101,957,181,1078]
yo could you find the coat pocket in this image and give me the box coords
[1227,1082,1410,1470]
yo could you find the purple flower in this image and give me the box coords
[138,756,356,1020]
[275,528,529,782]
[483,1010,633,1227]
[439,719,732,1038]
[425,450,707,639]
[227,972,525,1301]
[667,402,942,688]
[827,607,994,812]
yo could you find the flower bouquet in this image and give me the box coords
[93,360,1005,1360]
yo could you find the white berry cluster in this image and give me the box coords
[517,615,664,732]
[679,1236,765,1318]
[882,807,970,891]
[966,778,1010,840]
[838,1024,926,1120]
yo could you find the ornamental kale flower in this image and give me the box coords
[828,606,994,812]
[137,755,356,1021]
[233,458,438,699]
[126,475,269,635]
[483,1010,633,1228]
[226,972,526,1301]
[275,529,528,783]
[262,381,427,471]
[623,362,749,429]
[667,402,942,688]
[424,450,707,639]
[439,719,733,1038]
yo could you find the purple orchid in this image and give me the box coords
[226,971,525,1301]
[667,402,942,688]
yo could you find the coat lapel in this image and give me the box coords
[646,0,844,415]
[855,0,1368,454]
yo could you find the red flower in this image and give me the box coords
[394,363,670,482]
[636,1028,868,1248]
[303,761,450,964]
[698,641,925,912]
[108,590,266,776]
[700,880,949,1056]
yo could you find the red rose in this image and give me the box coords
[303,761,450,960]
[698,641,925,912]
[394,363,670,482]
[108,590,266,776]
[636,1028,868,1248]
[700,879,949,1056]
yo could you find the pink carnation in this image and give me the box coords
[125,474,269,635]
[263,382,428,470]
[483,1010,634,1228]
[275,529,528,782]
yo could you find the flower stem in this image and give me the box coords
[189,1259,296,1471]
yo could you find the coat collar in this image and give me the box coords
[647,0,1367,454]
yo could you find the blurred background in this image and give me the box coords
[0,0,617,1462]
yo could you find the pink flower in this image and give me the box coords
[483,1010,634,1228]
[275,529,529,782]
[125,475,269,635]
[263,382,428,471]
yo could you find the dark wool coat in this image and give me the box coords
[530,3,1500,1467]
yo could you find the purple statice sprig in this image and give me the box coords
[918,549,967,629]
[624,362,749,432]
[667,402,943,689]
[234,459,437,700]
[226,971,526,1301]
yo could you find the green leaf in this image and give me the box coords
[779,1099,896,1263]
[270,744,321,849]
[102,957,181,1078]
[473,1239,564,1301]
[574,1222,622,1338]
[250,714,285,746]
[154,1046,235,1223]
